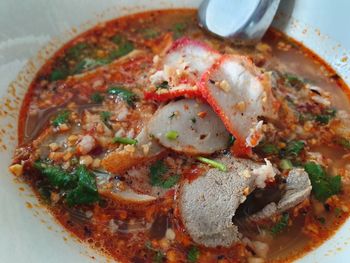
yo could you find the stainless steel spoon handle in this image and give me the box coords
[198,0,280,45]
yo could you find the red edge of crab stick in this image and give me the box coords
[198,55,253,157]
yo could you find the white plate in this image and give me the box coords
[1,0,350,262]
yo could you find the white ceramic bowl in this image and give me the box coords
[1,1,350,262]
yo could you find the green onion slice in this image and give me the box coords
[197,156,227,172]
[112,136,138,145]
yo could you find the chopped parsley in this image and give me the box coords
[149,160,179,188]
[334,207,343,217]
[285,140,305,156]
[190,117,197,124]
[66,42,90,60]
[107,86,138,106]
[91,92,104,103]
[271,213,289,234]
[73,58,107,74]
[52,110,70,127]
[109,41,134,60]
[172,22,186,39]
[145,241,164,263]
[316,217,326,224]
[315,108,337,125]
[100,111,112,129]
[162,175,180,189]
[336,137,350,149]
[111,34,123,45]
[284,73,305,89]
[258,143,279,155]
[304,162,341,202]
[50,67,69,81]
[156,81,170,90]
[228,135,236,146]
[187,246,200,263]
[112,136,138,145]
[142,28,159,39]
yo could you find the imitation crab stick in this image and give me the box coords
[199,55,279,149]
[145,37,220,102]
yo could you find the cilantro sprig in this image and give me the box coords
[304,162,341,202]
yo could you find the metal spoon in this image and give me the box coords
[198,0,280,45]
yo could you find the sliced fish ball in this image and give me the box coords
[96,171,156,204]
[148,99,230,155]
[164,37,220,78]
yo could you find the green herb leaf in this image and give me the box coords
[37,184,52,203]
[156,81,170,90]
[285,140,305,156]
[316,217,326,224]
[109,41,134,60]
[165,130,179,140]
[100,111,112,129]
[315,108,337,125]
[197,157,227,172]
[107,86,138,106]
[162,174,180,189]
[91,92,104,103]
[153,251,164,263]
[73,58,107,74]
[336,137,350,149]
[187,246,200,263]
[142,28,159,39]
[34,161,77,189]
[304,162,341,202]
[228,135,236,146]
[111,34,123,45]
[149,160,179,188]
[150,160,169,187]
[334,207,343,217]
[34,162,99,206]
[271,213,289,234]
[112,136,138,145]
[66,42,89,59]
[145,241,164,263]
[172,23,186,39]
[259,143,279,155]
[66,165,99,206]
[284,73,305,89]
[52,110,70,127]
[50,68,69,81]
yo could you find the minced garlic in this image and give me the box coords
[49,143,60,151]
[9,164,23,176]
[79,155,93,166]
[236,101,246,112]
[216,80,231,92]
[142,143,150,155]
[124,144,136,153]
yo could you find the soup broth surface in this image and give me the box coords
[10,9,350,263]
